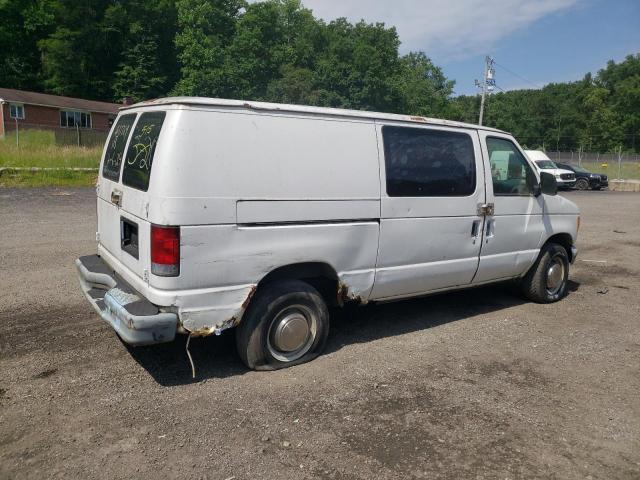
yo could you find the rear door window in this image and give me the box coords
[122,112,166,191]
[102,114,136,181]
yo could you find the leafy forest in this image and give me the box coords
[1,0,639,153]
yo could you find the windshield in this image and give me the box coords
[535,160,556,169]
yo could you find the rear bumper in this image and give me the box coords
[571,245,578,264]
[75,255,178,346]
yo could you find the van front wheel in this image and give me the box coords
[235,280,330,370]
[520,243,569,303]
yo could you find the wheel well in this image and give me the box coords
[544,233,574,262]
[258,263,340,307]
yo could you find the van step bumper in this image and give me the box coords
[75,255,177,346]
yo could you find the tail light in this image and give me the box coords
[151,225,180,276]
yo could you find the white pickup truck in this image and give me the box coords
[76,98,580,370]
[525,150,576,189]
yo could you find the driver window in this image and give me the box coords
[486,137,536,196]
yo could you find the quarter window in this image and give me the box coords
[60,110,91,128]
[122,112,166,191]
[102,114,136,182]
[486,137,536,196]
[383,126,476,197]
[9,104,24,119]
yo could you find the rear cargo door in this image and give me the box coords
[97,111,166,281]
[97,113,137,267]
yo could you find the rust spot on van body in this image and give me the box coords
[337,282,363,306]
[241,286,257,310]
[183,285,258,338]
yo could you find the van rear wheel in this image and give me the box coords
[235,280,330,370]
[520,243,569,303]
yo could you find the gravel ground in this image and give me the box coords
[0,188,639,480]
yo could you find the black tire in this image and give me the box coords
[235,280,330,371]
[575,178,589,190]
[520,243,570,303]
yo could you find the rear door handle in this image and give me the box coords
[111,189,122,207]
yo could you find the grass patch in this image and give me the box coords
[1,129,102,168]
[0,169,97,188]
[0,129,102,186]
[580,161,640,180]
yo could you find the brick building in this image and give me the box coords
[0,88,120,138]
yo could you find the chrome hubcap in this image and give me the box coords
[546,257,565,295]
[267,305,317,362]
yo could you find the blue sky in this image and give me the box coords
[297,0,640,95]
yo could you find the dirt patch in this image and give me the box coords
[32,368,58,379]
[0,188,639,480]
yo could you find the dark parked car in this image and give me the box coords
[556,163,608,190]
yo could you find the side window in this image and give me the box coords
[383,126,476,197]
[102,114,136,182]
[122,111,166,192]
[486,137,536,196]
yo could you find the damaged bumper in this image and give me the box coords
[75,255,178,346]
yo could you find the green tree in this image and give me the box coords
[172,0,244,96]
[391,52,454,117]
[0,0,55,91]
[39,0,124,100]
[110,1,177,102]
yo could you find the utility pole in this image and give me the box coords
[475,56,495,126]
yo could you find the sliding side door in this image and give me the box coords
[371,123,486,300]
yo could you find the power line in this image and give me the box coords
[492,60,542,89]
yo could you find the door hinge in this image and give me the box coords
[95,231,100,242]
[143,269,149,284]
[477,203,495,216]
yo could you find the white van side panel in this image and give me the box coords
[147,108,381,226]
[134,107,382,335]
[178,222,379,335]
[236,200,379,224]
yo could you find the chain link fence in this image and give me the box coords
[545,151,640,180]
[4,123,109,148]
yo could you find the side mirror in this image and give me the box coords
[540,171,558,196]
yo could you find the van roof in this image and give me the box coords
[524,150,552,161]
[122,97,508,134]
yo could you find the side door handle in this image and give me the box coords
[485,218,495,239]
[471,219,481,240]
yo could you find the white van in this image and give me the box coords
[76,98,580,370]
[525,150,576,189]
